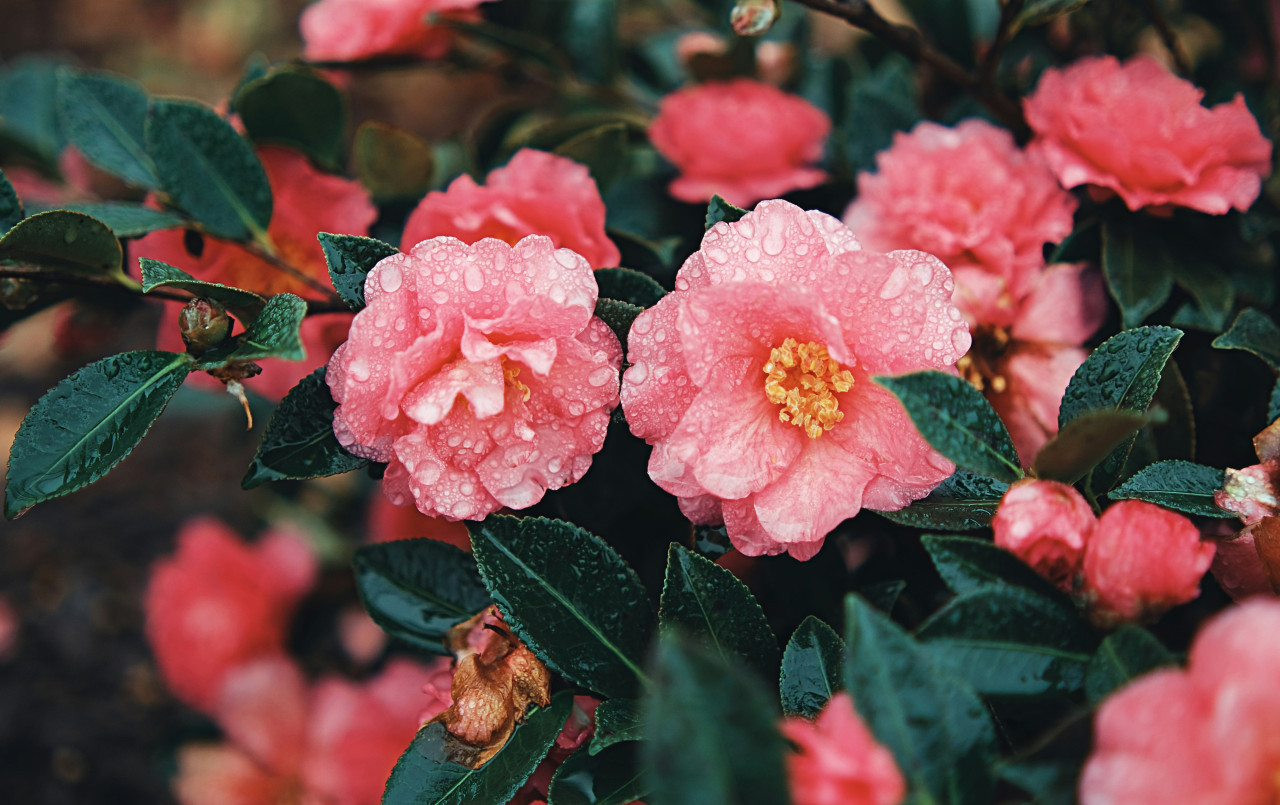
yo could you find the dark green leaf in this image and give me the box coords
[921,534,1067,602]
[589,698,644,756]
[592,268,665,308]
[223,293,306,363]
[0,169,21,232]
[608,228,679,274]
[0,58,65,165]
[1032,410,1148,484]
[549,744,648,805]
[146,98,272,242]
[352,538,490,655]
[704,195,748,230]
[642,633,790,805]
[5,350,190,518]
[873,470,1008,531]
[875,371,1023,483]
[1108,460,1232,518]
[918,587,1094,697]
[862,579,907,615]
[139,257,267,325]
[1270,377,1280,422]
[554,123,627,195]
[1102,218,1174,330]
[317,231,399,311]
[1015,0,1096,28]
[468,516,653,698]
[843,55,920,173]
[354,121,435,202]
[1085,625,1176,704]
[234,68,345,170]
[383,692,572,805]
[55,202,182,238]
[1000,760,1079,805]
[899,0,975,63]
[562,0,620,85]
[1213,308,1280,371]
[593,298,642,354]
[55,70,158,188]
[780,616,844,717]
[0,210,124,279]
[659,543,779,680]
[843,594,999,804]
[242,367,368,488]
[1170,260,1234,333]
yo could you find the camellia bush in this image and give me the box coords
[5,0,1280,802]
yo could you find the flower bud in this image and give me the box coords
[178,298,231,354]
[730,0,779,36]
[992,479,1094,592]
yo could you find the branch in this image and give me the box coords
[1135,0,1191,77]
[978,0,1027,89]
[236,239,347,307]
[786,0,1027,135]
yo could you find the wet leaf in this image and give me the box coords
[139,257,267,325]
[779,616,843,717]
[921,534,1067,602]
[704,195,748,229]
[1213,308,1280,371]
[0,210,124,280]
[1108,460,1233,518]
[317,231,398,311]
[592,267,665,308]
[589,698,644,756]
[872,470,1008,531]
[54,202,182,238]
[223,293,306,363]
[593,298,642,353]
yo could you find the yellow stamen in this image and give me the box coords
[503,363,531,402]
[763,338,854,439]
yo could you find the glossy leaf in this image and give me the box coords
[1102,218,1174,330]
[139,257,267,325]
[1108,460,1233,518]
[1213,308,1280,371]
[146,98,272,242]
[222,293,306,363]
[55,202,182,238]
[317,231,398,312]
[918,586,1095,697]
[921,534,1067,602]
[779,616,844,717]
[589,698,644,756]
[642,633,790,805]
[468,516,653,698]
[234,68,345,169]
[55,70,158,188]
[875,371,1023,483]
[593,298,642,354]
[705,195,748,230]
[0,210,124,279]
[0,168,21,231]
[1032,409,1148,484]
[872,470,1008,531]
[843,595,998,805]
[383,692,572,805]
[548,744,648,805]
[352,538,490,655]
[242,367,368,488]
[354,121,434,201]
[554,123,628,194]
[659,543,779,680]
[5,350,190,518]
[1170,259,1234,333]
[1085,625,1176,704]
[593,267,665,308]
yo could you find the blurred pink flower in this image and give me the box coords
[136,146,376,400]
[300,0,486,63]
[1024,55,1272,214]
[1209,419,1280,599]
[401,149,620,269]
[992,478,1095,591]
[328,236,622,520]
[649,79,830,206]
[1080,598,1280,804]
[781,692,905,805]
[1209,523,1276,600]
[843,119,1077,321]
[620,200,968,559]
[1082,500,1215,626]
[366,491,472,550]
[145,517,317,713]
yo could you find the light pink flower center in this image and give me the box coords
[763,338,854,439]
[957,325,1012,394]
[503,361,531,403]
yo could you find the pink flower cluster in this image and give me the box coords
[782,693,905,805]
[993,480,1215,625]
[621,200,969,559]
[300,0,489,63]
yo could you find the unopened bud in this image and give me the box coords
[179,298,230,354]
[730,0,779,36]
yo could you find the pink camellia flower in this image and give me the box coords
[1208,418,1280,599]
[401,149,620,269]
[300,0,487,63]
[136,145,376,400]
[1024,54,1273,215]
[649,79,831,207]
[328,235,622,520]
[781,692,905,805]
[145,517,317,713]
[1081,500,1216,626]
[992,478,1095,591]
[1080,598,1280,804]
[620,200,969,559]
[843,119,1077,320]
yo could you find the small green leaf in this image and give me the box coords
[1213,308,1280,371]
[1102,217,1174,330]
[0,169,22,232]
[592,267,665,308]
[843,55,921,174]
[55,70,158,189]
[593,298,642,354]
[241,367,368,488]
[549,744,649,805]
[917,586,1095,697]
[1170,260,1234,333]
[642,633,790,805]
[234,68,346,170]
[1015,0,1095,28]
[54,202,182,238]
[875,371,1023,483]
[1032,409,1148,484]
[224,293,306,363]
[317,231,398,311]
[352,538,491,656]
[5,350,190,518]
[383,692,573,805]
[0,58,65,166]
[589,698,644,756]
[659,543,779,680]
[468,516,653,699]
[704,195,748,230]
[780,616,844,717]
[843,594,999,804]
[146,98,272,242]
[139,257,267,325]
[554,123,628,195]
[0,210,124,279]
[1108,460,1232,518]
[561,0,620,86]
[1085,625,1176,704]
[872,470,1008,531]
[921,534,1067,602]
[353,121,434,202]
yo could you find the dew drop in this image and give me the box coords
[380,264,402,292]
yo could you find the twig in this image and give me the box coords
[1135,0,1191,77]
[237,239,346,306]
[979,0,1027,89]
[785,0,1027,135]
